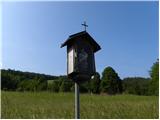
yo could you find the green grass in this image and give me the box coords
[1,91,159,119]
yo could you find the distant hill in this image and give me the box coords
[1,69,69,91]
[1,69,60,80]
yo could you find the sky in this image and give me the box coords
[1,1,159,79]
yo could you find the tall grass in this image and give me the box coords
[1,91,159,119]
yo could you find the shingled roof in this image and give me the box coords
[61,31,101,52]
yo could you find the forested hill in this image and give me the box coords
[1,60,158,96]
[1,69,69,91]
[1,69,60,80]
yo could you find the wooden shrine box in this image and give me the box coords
[61,31,101,82]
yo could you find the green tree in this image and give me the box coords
[123,77,150,95]
[89,72,101,94]
[79,82,89,93]
[17,79,32,91]
[149,59,159,96]
[59,80,73,92]
[36,77,47,91]
[1,73,19,91]
[100,67,122,95]
[50,80,61,92]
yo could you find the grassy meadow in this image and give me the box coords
[1,91,159,119]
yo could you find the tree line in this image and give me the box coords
[1,60,159,96]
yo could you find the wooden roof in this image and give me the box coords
[61,31,101,52]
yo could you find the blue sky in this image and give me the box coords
[2,1,158,79]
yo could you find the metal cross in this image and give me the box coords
[81,21,88,31]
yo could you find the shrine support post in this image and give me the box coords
[75,82,80,119]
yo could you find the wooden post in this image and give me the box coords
[75,82,80,119]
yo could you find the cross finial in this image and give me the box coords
[81,21,88,31]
